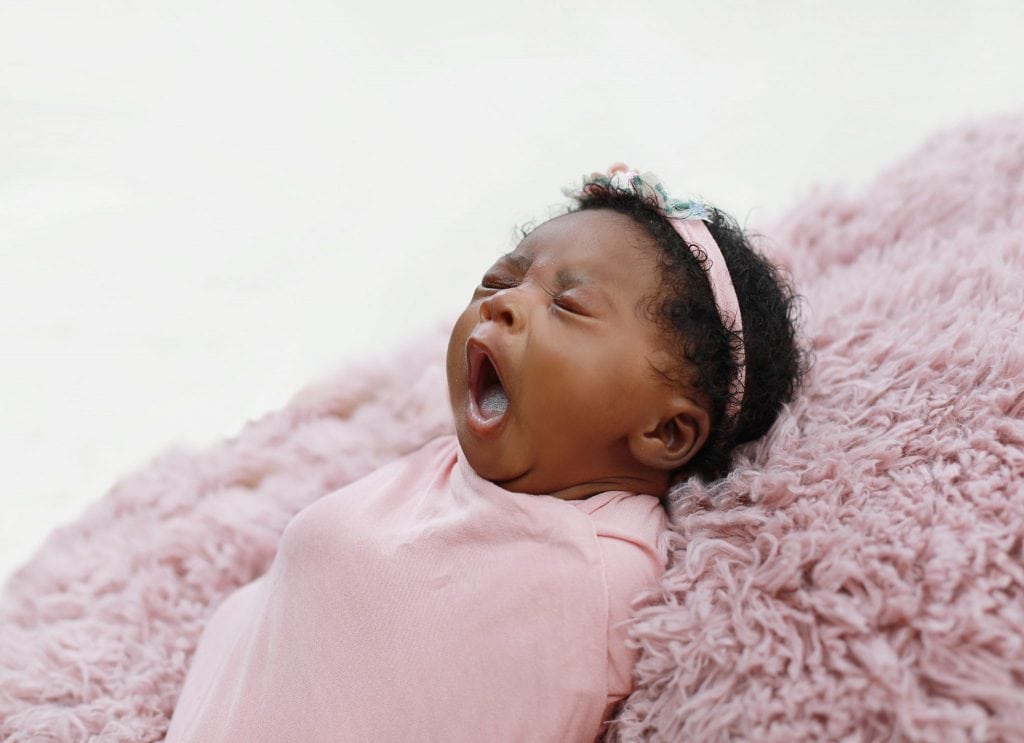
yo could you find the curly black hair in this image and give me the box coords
[566,181,809,483]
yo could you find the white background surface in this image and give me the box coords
[2,0,1022,585]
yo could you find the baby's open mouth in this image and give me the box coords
[468,341,509,422]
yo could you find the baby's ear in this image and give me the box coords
[629,397,710,472]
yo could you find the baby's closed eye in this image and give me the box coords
[551,293,587,315]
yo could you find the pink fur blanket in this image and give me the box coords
[2,112,1023,741]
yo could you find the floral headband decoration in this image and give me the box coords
[564,168,747,422]
[564,169,712,222]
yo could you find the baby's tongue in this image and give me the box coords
[479,383,509,418]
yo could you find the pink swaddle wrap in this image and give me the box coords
[165,436,667,742]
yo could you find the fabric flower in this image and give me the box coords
[565,169,711,223]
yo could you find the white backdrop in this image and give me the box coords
[2,0,1022,584]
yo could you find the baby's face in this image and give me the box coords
[446,209,680,499]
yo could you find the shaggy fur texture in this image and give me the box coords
[2,112,1023,741]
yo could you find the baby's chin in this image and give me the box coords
[466,448,590,500]
[456,428,513,479]
[452,428,541,493]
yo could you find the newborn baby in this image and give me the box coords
[165,167,805,742]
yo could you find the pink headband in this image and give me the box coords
[571,170,746,421]
[669,218,746,421]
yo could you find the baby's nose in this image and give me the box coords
[480,290,524,332]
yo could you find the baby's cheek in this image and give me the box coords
[533,357,606,417]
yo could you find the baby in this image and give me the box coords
[165,166,804,742]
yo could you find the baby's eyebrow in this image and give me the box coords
[554,268,586,288]
[498,255,586,287]
[497,253,532,274]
